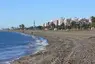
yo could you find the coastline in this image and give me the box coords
[11,30,95,64]
[9,30,48,64]
[0,30,48,64]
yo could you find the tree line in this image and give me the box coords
[10,16,95,31]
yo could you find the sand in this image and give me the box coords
[11,30,95,64]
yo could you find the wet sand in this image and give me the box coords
[11,30,95,64]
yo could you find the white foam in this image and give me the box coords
[0,32,48,64]
[0,61,10,64]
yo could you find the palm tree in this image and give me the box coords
[11,27,15,30]
[19,24,25,32]
[60,22,65,29]
[19,25,22,29]
[21,24,25,30]
[71,21,76,29]
[56,20,59,30]
[66,18,71,30]
[91,16,95,27]
[50,22,55,30]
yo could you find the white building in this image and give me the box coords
[52,20,58,26]
[58,18,65,25]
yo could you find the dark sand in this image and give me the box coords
[11,30,95,64]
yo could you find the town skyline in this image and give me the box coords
[0,16,93,29]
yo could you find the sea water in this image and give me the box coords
[0,31,48,64]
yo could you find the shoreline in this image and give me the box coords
[0,31,48,64]
[11,30,95,64]
[11,30,75,64]
[9,31,49,64]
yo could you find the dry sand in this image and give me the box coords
[11,30,95,64]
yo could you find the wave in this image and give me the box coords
[0,61,10,64]
[0,32,48,64]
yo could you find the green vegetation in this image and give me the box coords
[6,16,95,31]
[19,24,25,30]
[91,16,95,27]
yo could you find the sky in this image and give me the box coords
[0,0,95,28]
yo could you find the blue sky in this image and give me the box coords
[0,0,95,28]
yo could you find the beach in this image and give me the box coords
[11,30,95,64]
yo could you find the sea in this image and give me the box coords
[0,31,48,64]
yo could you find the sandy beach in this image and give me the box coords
[11,30,95,64]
